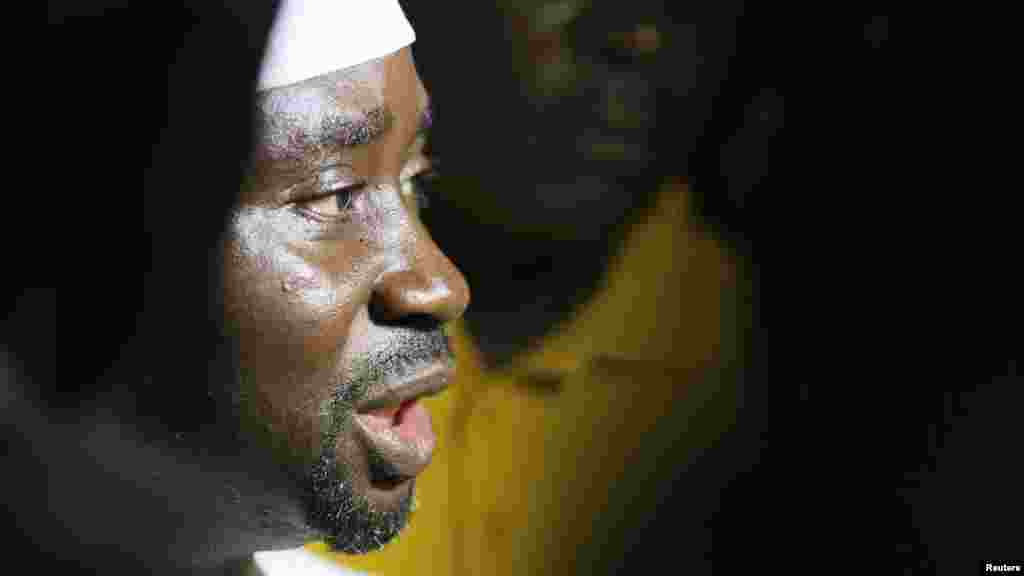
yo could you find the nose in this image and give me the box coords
[369,219,470,328]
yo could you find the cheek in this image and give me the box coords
[224,209,368,341]
[221,210,372,459]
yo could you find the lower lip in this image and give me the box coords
[353,400,436,480]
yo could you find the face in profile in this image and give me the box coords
[221,47,469,553]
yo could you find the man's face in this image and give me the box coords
[221,47,469,553]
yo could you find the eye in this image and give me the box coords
[295,182,362,220]
[401,167,440,213]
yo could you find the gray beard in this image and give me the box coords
[305,444,414,554]
[304,368,414,555]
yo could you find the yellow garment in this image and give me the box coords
[312,179,743,574]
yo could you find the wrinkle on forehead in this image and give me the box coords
[257,56,388,113]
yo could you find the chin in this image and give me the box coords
[305,453,417,554]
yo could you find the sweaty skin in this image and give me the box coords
[222,47,469,553]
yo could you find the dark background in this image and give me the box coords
[20,2,1020,573]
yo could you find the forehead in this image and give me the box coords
[253,53,427,164]
[258,58,388,123]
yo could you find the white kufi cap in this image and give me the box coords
[257,0,416,91]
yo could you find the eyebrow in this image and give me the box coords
[315,100,432,150]
[259,97,432,167]
[318,106,393,149]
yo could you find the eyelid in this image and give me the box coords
[279,165,357,201]
[290,180,361,223]
[317,166,362,193]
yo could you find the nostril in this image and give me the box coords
[368,297,441,331]
[402,314,441,332]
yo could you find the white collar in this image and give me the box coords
[251,548,371,576]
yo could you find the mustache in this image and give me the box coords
[336,328,453,406]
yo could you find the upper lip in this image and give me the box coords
[355,362,454,414]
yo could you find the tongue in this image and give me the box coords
[394,400,432,442]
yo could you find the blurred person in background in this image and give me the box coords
[328,2,1018,575]
[327,1,760,574]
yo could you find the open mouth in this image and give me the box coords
[360,400,427,487]
[352,364,453,487]
[367,398,417,428]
